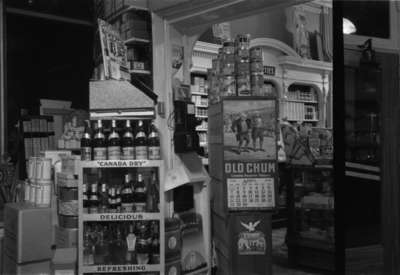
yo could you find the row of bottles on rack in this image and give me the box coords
[81,119,160,161]
[83,169,159,214]
[83,221,160,266]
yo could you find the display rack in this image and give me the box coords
[18,115,56,179]
[95,0,153,90]
[78,160,165,274]
[191,41,220,164]
[209,96,277,275]
[286,164,335,271]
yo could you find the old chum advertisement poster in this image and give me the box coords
[223,99,277,210]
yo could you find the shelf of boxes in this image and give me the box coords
[285,84,319,124]
[129,69,151,75]
[125,37,151,44]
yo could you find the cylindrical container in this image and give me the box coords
[35,158,52,181]
[59,215,78,229]
[251,73,264,96]
[250,47,263,61]
[236,58,250,76]
[235,34,250,59]
[237,74,251,96]
[165,218,182,257]
[59,187,78,201]
[29,181,37,205]
[221,76,236,97]
[58,200,78,216]
[27,157,39,180]
[58,187,79,216]
[250,60,263,74]
[24,180,30,203]
[35,179,52,207]
[35,180,53,207]
[264,82,276,97]
[165,253,182,275]
[222,58,235,76]
[212,59,220,75]
[222,40,235,55]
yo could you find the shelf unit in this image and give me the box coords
[78,160,165,274]
[284,84,319,125]
[249,38,332,128]
[95,0,154,89]
[286,164,335,271]
[190,41,220,164]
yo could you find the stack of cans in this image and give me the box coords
[250,47,264,96]
[221,40,236,97]
[235,34,251,96]
[209,33,272,105]
[25,157,53,208]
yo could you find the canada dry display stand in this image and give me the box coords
[78,160,164,274]
[209,96,278,275]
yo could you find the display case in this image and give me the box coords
[78,160,164,274]
[286,164,334,271]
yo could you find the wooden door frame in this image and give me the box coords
[344,46,400,274]
[0,0,5,156]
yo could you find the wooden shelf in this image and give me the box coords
[191,91,208,96]
[286,99,318,104]
[125,37,151,44]
[129,69,151,75]
[82,264,161,273]
[287,118,319,122]
[196,128,208,132]
[196,115,208,119]
[106,5,149,22]
[83,212,161,222]
[195,104,208,108]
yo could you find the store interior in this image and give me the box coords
[0,0,395,274]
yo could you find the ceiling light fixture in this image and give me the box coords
[343,18,356,34]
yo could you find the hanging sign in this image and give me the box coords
[263,66,276,76]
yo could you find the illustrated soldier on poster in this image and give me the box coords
[224,100,276,160]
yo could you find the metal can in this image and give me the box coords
[222,60,235,76]
[237,58,250,75]
[237,74,251,96]
[222,75,236,97]
[235,34,250,59]
[250,47,263,61]
[250,60,263,74]
[263,81,277,97]
[224,53,235,64]
[35,180,52,208]
[223,40,235,55]
[212,59,220,74]
[251,73,264,96]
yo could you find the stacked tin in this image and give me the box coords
[235,34,251,96]
[221,40,236,97]
[25,157,53,208]
[250,47,264,96]
[55,156,80,248]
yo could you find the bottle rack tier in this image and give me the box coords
[78,160,164,274]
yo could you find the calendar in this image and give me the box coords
[227,177,275,210]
